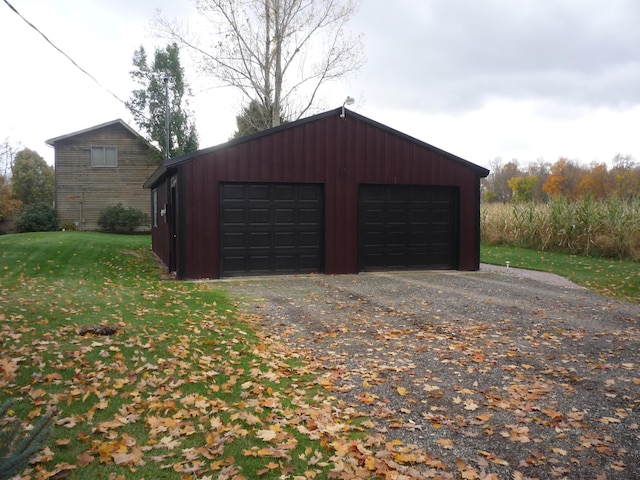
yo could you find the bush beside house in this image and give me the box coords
[16,203,59,233]
[98,203,149,232]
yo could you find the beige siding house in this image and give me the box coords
[46,120,158,230]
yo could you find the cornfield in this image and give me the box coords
[481,196,640,261]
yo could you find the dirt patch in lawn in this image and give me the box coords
[221,268,640,479]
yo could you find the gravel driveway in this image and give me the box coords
[220,266,640,479]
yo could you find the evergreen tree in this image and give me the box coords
[126,43,198,162]
[232,99,287,139]
[0,399,55,480]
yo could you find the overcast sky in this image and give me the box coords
[2,0,640,170]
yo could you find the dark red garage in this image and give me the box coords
[143,107,489,279]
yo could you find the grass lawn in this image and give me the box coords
[0,232,373,479]
[481,243,640,304]
[2,232,637,479]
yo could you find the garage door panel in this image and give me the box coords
[274,208,295,224]
[221,184,244,199]
[387,209,408,224]
[387,231,408,245]
[299,208,321,224]
[249,256,270,272]
[359,185,458,271]
[410,210,429,224]
[299,231,321,246]
[222,208,245,224]
[248,184,270,200]
[362,209,384,224]
[274,255,296,270]
[274,232,294,247]
[249,232,270,247]
[221,255,245,273]
[299,254,321,269]
[249,208,270,224]
[299,185,321,201]
[274,184,297,200]
[220,183,323,276]
[222,232,244,248]
[409,232,428,244]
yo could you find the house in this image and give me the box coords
[46,119,158,230]
[144,107,490,279]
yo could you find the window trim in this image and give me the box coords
[91,146,118,167]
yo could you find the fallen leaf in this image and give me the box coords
[76,451,94,466]
[464,400,479,411]
[256,429,278,442]
[436,438,455,449]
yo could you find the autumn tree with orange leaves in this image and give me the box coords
[573,162,613,200]
[542,157,582,199]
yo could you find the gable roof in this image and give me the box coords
[46,119,155,150]
[144,107,490,189]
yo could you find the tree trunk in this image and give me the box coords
[272,0,282,127]
[263,0,273,123]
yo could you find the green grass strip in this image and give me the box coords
[481,243,640,304]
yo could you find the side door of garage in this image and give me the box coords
[359,185,459,271]
[219,183,324,276]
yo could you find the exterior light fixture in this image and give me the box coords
[341,96,355,118]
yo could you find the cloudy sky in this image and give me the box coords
[2,0,640,170]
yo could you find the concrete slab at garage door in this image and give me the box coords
[219,183,323,276]
[358,185,459,270]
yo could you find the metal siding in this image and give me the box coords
[331,117,355,274]
[172,112,483,279]
[457,174,482,270]
[280,130,293,180]
[248,138,267,177]
[188,160,217,278]
[302,124,315,176]
[150,179,171,269]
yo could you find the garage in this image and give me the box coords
[359,185,459,271]
[219,182,323,276]
[144,106,489,279]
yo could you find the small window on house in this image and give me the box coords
[152,189,158,227]
[91,146,118,167]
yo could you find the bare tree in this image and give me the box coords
[155,0,364,128]
[0,137,18,179]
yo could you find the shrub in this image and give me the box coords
[61,221,77,231]
[98,203,149,232]
[16,203,59,233]
[0,399,55,479]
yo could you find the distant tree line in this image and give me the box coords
[482,154,640,203]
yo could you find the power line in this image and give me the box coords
[2,0,164,147]
[3,0,133,111]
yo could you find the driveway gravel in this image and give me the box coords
[219,266,640,479]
